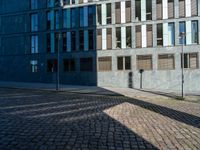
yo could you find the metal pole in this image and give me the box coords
[140,73,142,89]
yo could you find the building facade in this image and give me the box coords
[0,0,200,92]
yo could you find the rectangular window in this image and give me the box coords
[79,7,84,27]
[179,0,185,18]
[179,22,186,44]
[63,0,70,5]
[30,60,38,73]
[31,0,38,9]
[168,0,174,19]
[157,23,163,46]
[115,2,121,24]
[47,11,51,30]
[116,27,121,48]
[79,30,84,50]
[146,0,152,20]
[158,54,175,70]
[47,59,57,72]
[136,25,141,48]
[117,56,131,70]
[55,33,59,52]
[31,35,38,53]
[137,55,153,70]
[107,28,112,50]
[71,31,76,51]
[191,21,198,44]
[71,8,78,28]
[62,33,67,52]
[97,5,102,25]
[55,10,59,29]
[181,53,198,69]
[80,58,93,71]
[106,3,112,24]
[168,23,175,46]
[126,26,132,48]
[47,0,54,7]
[98,57,112,71]
[156,0,162,20]
[63,9,70,29]
[46,33,51,53]
[63,59,75,72]
[88,30,94,50]
[135,0,141,21]
[191,0,198,16]
[147,24,153,47]
[88,6,95,26]
[97,29,102,50]
[31,13,38,31]
[126,1,131,23]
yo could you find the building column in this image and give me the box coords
[198,20,200,44]
[152,0,157,20]
[163,23,168,46]
[101,4,106,25]
[162,0,168,19]
[142,25,147,47]
[84,30,88,51]
[186,21,192,45]
[198,0,200,16]
[141,0,146,21]
[112,27,116,49]
[83,7,88,27]
[121,1,126,23]
[153,24,157,47]
[185,0,191,17]
[102,28,107,50]
[132,25,136,48]
[175,20,180,45]
[121,26,126,49]
[67,32,71,52]
[174,0,179,18]
[112,2,115,24]
[153,51,157,71]
[51,33,54,53]
[131,0,135,22]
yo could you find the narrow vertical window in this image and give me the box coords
[116,27,121,48]
[47,11,51,30]
[117,57,123,70]
[156,0,162,20]
[126,1,131,23]
[126,26,132,48]
[97,29,102,50]
[191,21,198,44]
[62,33,67,52]
[79,7,84,27]
[46,34,51,52]
[136,25,141,48]
[146,0,152,20]
[31,35,38,53]
[135,0,141,21]
[55,10,59,29]
[191,0,198,16]
[97,5,102,25]
[31,13,38,32]
[79,30,84,50]
[106,3,112,24]
[179,0,185,18]
[168,0,174,19]
[55,33,59,52]
[63,9,70,28]
[157,23,163,46]
[30,60,38,73]
[31,0,38,9]
[168,23,175,46]
[179,22,186,44]
[88,30,94,50]
[88,6,95,26]
[115,2,121,24]
[107,28,112,50]
[71,31,76,51]
[147,25,153,47]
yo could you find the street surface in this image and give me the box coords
[0,88,199,150]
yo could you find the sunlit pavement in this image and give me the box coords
[0,88,199,150]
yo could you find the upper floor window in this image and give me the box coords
[146,0,152,20]
[181,53,199,69]
[63,9,70,29]
[168,0,174,19]
[88,6,95,26]
[191,21,198,44]
[31,35,38,53]
[63,0,70,5]
[31,0,38,9]
[97,5,102,25]
[179,21,186,44]
[79,7,84,27]
[31,13,38,32]
[30,60,38,73]
[168,23,175,46]
[55,10,60,29]
[179,0,185,18]
[47,0,54,7]
[106,3,112,24]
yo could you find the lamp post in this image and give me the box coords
[179,32,185,99]
[56,1,62,91]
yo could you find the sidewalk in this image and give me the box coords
[0,81,199,103]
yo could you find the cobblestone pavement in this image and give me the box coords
[0,88,200,150]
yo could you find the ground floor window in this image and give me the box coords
[158,54,175,70]
[30,60,38,73]
[98,57,112,71]
[117,56,131,70]
[80,57,93,72]
[47,59,57,72]
[137,55,152,70]
[181,53,198,69]
[63,59,75,72]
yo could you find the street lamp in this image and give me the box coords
[56,1,62,91]
[179,32,186,99]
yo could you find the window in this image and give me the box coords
[88,6,95,26]
[31,0,38,9]
[156,0,162,20]
[63,9,70,29]
[157,23,163,46]
[97,5,102,25]
[115,2,121,24]
[71,31,76,51]
[63,0,70,5]
[126,26,132,48]
[117,56,131,70]
[147,25,152,47]
[179,0,185,18]
[107,28,112,50]
[79,30,84,50]
[137,55,153,70]
[55,33,59,52]
[62,33,67,52]
[116,27,121,48]
[79,7,84,27]
[88,30,94,50]
[158,54,175,70]
[191,21,198,44]
[106,3,112,24]
[98,57,112,71]
[97,29,102,50]
[31,35,38,53]
[80,58,93,71]
[179,22,186,44]
[168,0,174,19]
[71,8,78,28]
[146,0,152,20]
[136,25,141,48]
[126,1,131,22]
[181,53,198,69]
[168,23,175,46]
[46,33,51,52]
[47,11,51,30]
[63,59,75,71]
[47,59,57,72]
[191,0,198,16]
[55,10,59,29]
[30,60,38,73]
[135,0,141,21]
[31,13,38,31]
[47,0,54,7]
